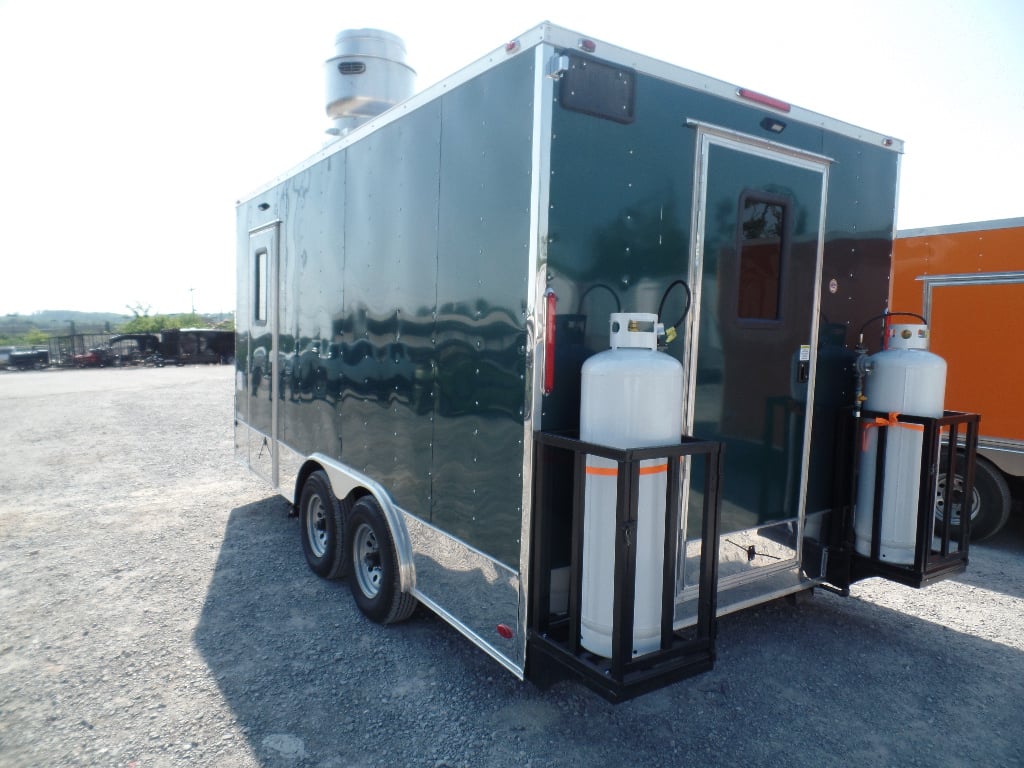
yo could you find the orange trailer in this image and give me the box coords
[892,217,1024,538]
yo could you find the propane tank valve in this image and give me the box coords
[853,340,871,419]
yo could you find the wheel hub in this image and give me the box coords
[354,524,383,598]
[306,496,328,558]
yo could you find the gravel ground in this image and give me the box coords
[1,364,1022,768]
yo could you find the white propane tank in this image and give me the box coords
[580,313,683,657]
[854,324,947,564]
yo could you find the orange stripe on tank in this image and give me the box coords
[585,463,669,477]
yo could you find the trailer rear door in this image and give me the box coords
[681,124,830,608]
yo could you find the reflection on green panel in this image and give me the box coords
[432,54,534,569]
[546,72,695,412]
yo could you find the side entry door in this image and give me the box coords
[683,123,830,599]
[245,222,280,487]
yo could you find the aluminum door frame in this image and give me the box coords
[682,120,832,594]
[246,221,281,489]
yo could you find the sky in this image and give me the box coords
[0,0,1021,317]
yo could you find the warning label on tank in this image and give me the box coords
[799,345,810,361]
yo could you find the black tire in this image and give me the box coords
[347,496,417,624]
[298,471,350,579]
[935,453,1011,541]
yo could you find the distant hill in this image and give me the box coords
[2,310,133,331]
[1,311,233,340]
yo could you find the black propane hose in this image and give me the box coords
[658,280,692,344]
[576,283,622,315]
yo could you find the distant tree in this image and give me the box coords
[126,303,152,319]
[119,314,163,333]
[117,312,211,334]
[24,329,50,346]
[167,313,202,329]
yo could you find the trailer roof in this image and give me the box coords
[897,216,1024,238]
[239,21,903,204]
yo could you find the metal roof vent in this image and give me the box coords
[325,28,415,136]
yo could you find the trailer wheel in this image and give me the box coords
[348,496,417,624]
[299,471,350,579]
[935,453,1011,541]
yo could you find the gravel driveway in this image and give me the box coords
[1,365,1022,767]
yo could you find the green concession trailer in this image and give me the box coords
[235,23,977,700]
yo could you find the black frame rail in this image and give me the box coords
[850,410,980,588]
[528,431,723,702]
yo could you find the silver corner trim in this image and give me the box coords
[518,42,557,673]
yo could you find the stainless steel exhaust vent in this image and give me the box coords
[325,28,415,136]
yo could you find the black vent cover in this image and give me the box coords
[558,55,636,124]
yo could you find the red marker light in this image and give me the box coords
[496,623,514,639]
[737,88,791,113]
[578,38,596,53]
[505,40,520,54]
[544,289,557,395]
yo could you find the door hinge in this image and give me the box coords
[547,54,570,80]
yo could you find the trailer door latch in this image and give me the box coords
[619,520,637,548]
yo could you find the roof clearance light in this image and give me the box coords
[505,39,520,54]
[738,88,791,113]
[578,38,596,53]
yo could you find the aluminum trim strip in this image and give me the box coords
[517,42,556,679]
[404,513,525,677]
[539,25,901,152]
[680,124,830,593]
[979,437,1024,452]
[795,153,831,559]
[713,577,823,619]
[898,217,1024,238]
[308,452,417,594]
[240,22,899,205]
[978,443,1024,476]
[276,440,303,505]
[247,219,283,236]
[920,271,1024,286]
[921,271,1024,326]
[686,119,835,167]
[411,592,525,679]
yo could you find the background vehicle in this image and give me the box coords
[8,348,49,370]
[73,348,112,368]
[892,217,1024,539]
